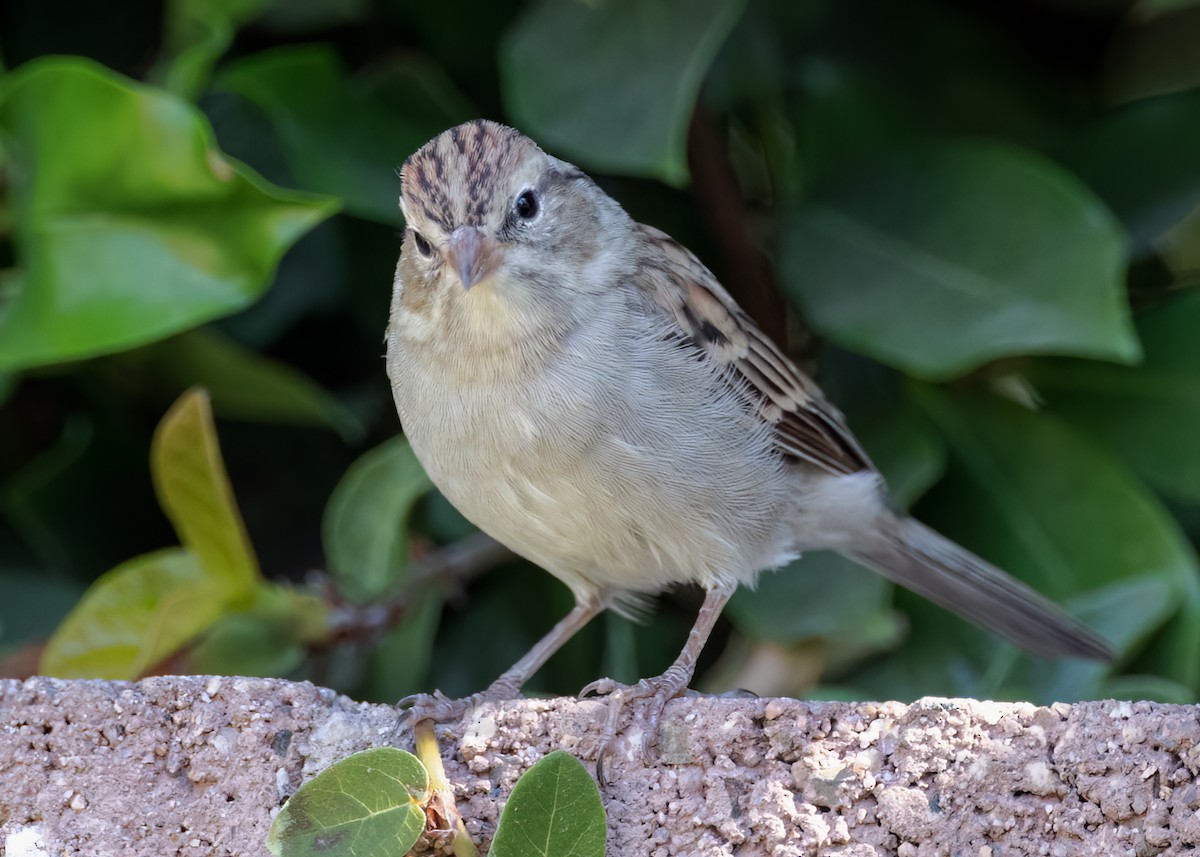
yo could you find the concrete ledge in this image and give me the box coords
[0,676,1195,856]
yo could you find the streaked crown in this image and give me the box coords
[400,120,544,236]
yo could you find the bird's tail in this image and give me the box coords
[846,515,1112,660]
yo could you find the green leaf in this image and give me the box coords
[217,46,471,224]
[1158,205,1200,276]
[780,142,1138,379]
[1030,290,1200,503]
[40,548,231,678]
[39,388,264,678]
[256,0,369,32]
[267,747,429,857]
[1,416,94,573]
[126,328,363,440]
[501,0,746,185]
[913,386,1197,601]
[152,388,260,593]
[1022,575,1177,702]
[0,57,335,372]
[490,751,606,857]
[189,584,329,677]
[322,437,433,602]
[1100,674,1195,704]
[1057,90,1200,249]
[790,62,919,190]
[359,592,442,702]
[907,387,1199,696]
[0,571,84,648]
[1136,564,1200,691]
[152,0,271,99]
[729,552,895,645]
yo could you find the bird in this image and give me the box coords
[385,119,1111,759]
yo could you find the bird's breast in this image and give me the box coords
[387,318,797,599]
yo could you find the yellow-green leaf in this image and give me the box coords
[151,388,260,592]
[40,548,230,678]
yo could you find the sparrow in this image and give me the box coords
[385,119,1111,759]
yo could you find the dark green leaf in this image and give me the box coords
[781,143,1138,379]
[1031,290,1200,503]
[1057,90,1200,249]
[790,62,919,189]
[322,437,433,602]
[189,584,329,677]
[1100,674,1195,704]
[1158,208,1200,276]
[908,386,1200,696]
[728,552,894,645]
[0,571,84,648]
[152,0,271,99]
[416,490,478,544]
[128,328,363,440]
[267,747,429,857]
[913,386,1196,601]
[359,592,442,702]
[2,416,94,573]
[1141,0,1200,14]
[434,563,582,698]
[1022,575,1176,702]
[502,0,746,185]
[189,610,305,677]
[1134,565,1200,691]
[0,57,335,372]
[257,0,369,32]
[490,751,606,857]
[217,46,471,223]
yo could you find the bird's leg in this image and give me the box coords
[398,597,604,724]
[582,581,736,779]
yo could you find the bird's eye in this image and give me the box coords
[411,230,433,258]
[514,189,539,220]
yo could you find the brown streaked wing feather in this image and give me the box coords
[635,224,873,476]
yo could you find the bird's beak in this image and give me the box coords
[446,226,504,291]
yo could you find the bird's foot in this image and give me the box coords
[397,678,523,729]
[580,665,694,783]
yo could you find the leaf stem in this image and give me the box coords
[415,720,480,857]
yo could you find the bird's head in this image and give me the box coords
[397,120,631,314]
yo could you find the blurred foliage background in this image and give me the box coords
[1,0,1199,707]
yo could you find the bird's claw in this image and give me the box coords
[396,679,523,730]
[580,670,692,783]
[395,690,470,729]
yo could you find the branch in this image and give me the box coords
[687,105,788,346]
[318,531,512,647]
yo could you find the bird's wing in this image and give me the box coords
[636,224,873,476]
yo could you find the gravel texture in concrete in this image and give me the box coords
[1,676,1196,856]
